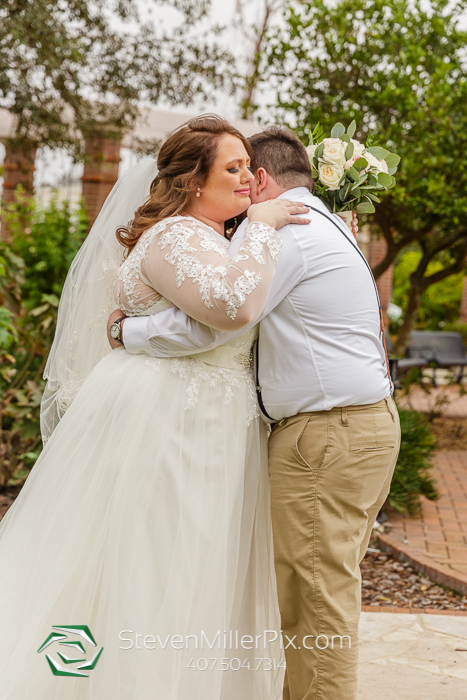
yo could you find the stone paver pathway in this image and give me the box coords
[358,611,467,699]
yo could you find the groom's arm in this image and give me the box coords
[123,307,241,356]
[122,223,305,358]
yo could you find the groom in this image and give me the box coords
[107,126,401,700]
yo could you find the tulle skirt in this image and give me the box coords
[0,348,284,698]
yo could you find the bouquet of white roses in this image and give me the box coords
[306,121,400,219]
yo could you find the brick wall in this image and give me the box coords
[81,135,121,232]
[0,142,36,241]
[366,233,393,329]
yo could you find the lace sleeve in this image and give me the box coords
[139,216,282,331]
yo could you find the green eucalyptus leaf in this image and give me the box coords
[348,167,360,182]
[356,201,376,214]
[315,143,324,159]
[384,153,401,168]
[377,172,393,187]
[347,120,356,138]
[367,193,381,203]
[388,167,397,176]
[352,187,361,197]
[331,122,345,138]
[366,146,390,159]
[340,133,350,143]
[353,157,368,170]
[345,142,354,160]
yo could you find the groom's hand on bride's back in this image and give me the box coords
[107,309,127,349]
[248,200,311,230]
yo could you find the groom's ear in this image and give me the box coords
[256,167,268,195]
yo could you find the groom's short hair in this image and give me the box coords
[249,126,314,191]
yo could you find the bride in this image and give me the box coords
[0,115,309,699]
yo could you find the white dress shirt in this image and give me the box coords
[123,187,392,421]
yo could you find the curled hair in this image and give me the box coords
[116,114,253,254]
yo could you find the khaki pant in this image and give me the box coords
[268,396,401,700]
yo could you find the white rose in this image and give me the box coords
[379,158,389,173]
[322,137,346,167]
[364,151,387,173]
[318,162,344,190]
[351,139,365,158]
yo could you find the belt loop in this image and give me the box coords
[385,396,395,422]
[341,406,348,427]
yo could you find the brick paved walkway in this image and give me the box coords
[378,451,467,594]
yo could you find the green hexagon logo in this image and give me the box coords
[37,625,104,677]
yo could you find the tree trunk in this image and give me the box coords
[391,281,424,357]
[238,0,285,120]
[391,236,467,356]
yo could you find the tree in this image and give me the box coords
[261,0,467,353]
[0,0,231,154]
[233,0,288,120]
[392,250,464,332]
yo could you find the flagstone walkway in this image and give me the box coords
[358,611,467,698]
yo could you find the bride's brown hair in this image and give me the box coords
[116,114,253,254]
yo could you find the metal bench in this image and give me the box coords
[385,334,429,389]
[408,331,467,385]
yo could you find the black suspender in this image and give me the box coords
[307,207,384,317]
[306,207,393,392]
[255,335,275,421]
[254,206,394,421]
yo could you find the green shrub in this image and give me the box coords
[8,195,87,310]
[390,250,464,335]
[0,195,87,487]
[388,407,439,516]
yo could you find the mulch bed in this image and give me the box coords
[360,549,467,611]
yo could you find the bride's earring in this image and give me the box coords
[196,188,201,198]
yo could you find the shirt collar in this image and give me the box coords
[277,187,313,200]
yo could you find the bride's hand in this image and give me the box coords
[248,200,311,230]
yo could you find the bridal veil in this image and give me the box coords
[40,158,158,444]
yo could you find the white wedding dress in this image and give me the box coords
[0,215,285,699]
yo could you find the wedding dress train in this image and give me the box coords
[0,215,285,698]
